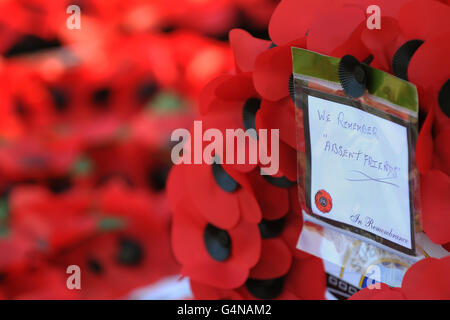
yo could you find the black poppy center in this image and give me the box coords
[146,165,171,192]
[91,87,112,108]
[203,224,232,262]
[14,99,29,119]
[87,258,104,275]
[242,98,261,138]
[116,237,144,266]
[136,80,159,104]
[46,176,73,194]
[211,162,239,192]
[438,79,450,118]
[258,217,286,239]
[48,87,69,112]
[4,35,62,58]
[320,197,328,207]
[338,55,367,98]
[246,277,285,300]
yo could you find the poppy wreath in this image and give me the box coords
[168,0,450,300]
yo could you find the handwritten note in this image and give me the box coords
[307,95,412,250]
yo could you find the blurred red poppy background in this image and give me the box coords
[0,0,278,300]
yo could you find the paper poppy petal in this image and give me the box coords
[331,22,371,69]
[282,211,307,259]
[269,0,341,46]
[199,75,231,115]
[289,186,303,216]
[166,163,187,212]
[285,257,326,300]
[253,39,305,102]
[421,170,450,244]
[203,105,259,173]
[361,17,401,71]
[408,33,450,112]
[236,188,263,224]
[186,163,240,230]
[402,256,450,300]
[229,29,271,73]
[434,128,450,175]
[278,141,298,181]
[228,220,262,270]
[249,239,293,280]
[306,7,366,58]
[360,0,412,18]
[349,283,406,300]
[256,97,297,150]
[214,73,257,101]
[182,262,249,289]
[171,201,210,266]
[398,0,450,40]
[249,169,290,220]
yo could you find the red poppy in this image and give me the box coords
[229,29,271,73]
[408,32,450,121]
[398,0,450,41]
[250,209,311,279]
[0,63,55,137]
[350,256,450,300]
[200,72,260,173]
[168,135,262,229]
[169,169,261,289]
[314,190,332,213]
[252,38,305,102]
[268,0,339,46]
[204,70,298,179]
[8,185,98,253]
[361,17,402,72]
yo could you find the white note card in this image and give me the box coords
[307,95,412,250]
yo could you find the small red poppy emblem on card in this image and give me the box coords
[315,190,332,213]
